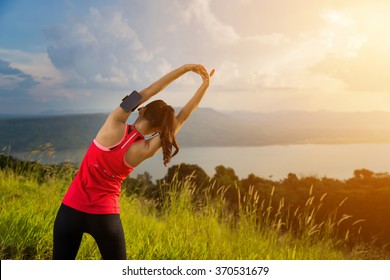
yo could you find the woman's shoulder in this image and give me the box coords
[95,120,128,148]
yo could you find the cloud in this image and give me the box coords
[0,58,44,113]
[0,59,39,95]
[182,0,239,44]
[312,6,390,92]
[319,10,367,58]
[45,7,155,89]
[312,47,390,92]
[43,1,305,98]
[43,1,244,94]
[3,0,388,114]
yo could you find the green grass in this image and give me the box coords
[0,167,380,260]
[0,168,68,259]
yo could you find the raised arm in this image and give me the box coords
[138,64,197,106]
[108,64,199,124]
[142,65,214,159]
[175,66,215,133]
[96,64,201,146]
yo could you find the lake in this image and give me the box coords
[13,143,390,181]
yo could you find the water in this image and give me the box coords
[14,143,390,181]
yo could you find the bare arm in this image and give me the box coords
[175,67,215,133]
[138,64,196,106]
[109,64,199,124]
[143,66,214,158]
[96,64,200,146]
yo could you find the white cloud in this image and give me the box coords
[244,33,289,46]
[320,10,367,58]
[182,0,239,44]
[45,7,154,89]
[3,0,389,113]
[312,6,390,92]
[324,11,355,27]
[0,49,61,81]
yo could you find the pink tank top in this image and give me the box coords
[62,125,144,214]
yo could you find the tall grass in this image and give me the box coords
[237,184,361,244]
[0,168,69,259]
[0,163,377,260]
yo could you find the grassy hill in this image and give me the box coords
[1,155,390,259]
[0,162,360,260]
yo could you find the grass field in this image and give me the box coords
[0,163,383,260]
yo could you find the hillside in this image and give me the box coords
[2,109,390,152]
[231,110,390,144]
[0,114,107,152]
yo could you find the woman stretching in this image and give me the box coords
[53,64,214,259]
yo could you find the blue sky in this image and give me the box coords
[1,0,390,114]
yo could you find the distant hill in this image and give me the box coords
[232,110,390,145]
[178,109,390,146]
[2,109,390,152]
[0,114,107,152]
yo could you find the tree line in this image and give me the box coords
[123,163,390,250]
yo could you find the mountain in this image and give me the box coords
[0,113,107,152]
[246,110,390,144]
[178,109,390,146]
[2,109,390,153]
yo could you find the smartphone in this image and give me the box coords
[120,90,142,112]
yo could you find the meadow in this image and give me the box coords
[0,155,388,260]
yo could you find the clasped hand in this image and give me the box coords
[186,64,215,85]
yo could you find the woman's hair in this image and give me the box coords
[143,100,179,166]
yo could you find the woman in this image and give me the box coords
[53,64,214,259]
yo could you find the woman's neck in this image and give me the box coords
[134,118,155,136]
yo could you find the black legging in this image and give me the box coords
[53,203,126,260]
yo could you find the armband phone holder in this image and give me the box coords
[120,90,142,112]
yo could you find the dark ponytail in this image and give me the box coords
[160,106,179,166]
[143,100,179,166]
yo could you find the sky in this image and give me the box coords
[1,0,390,114]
